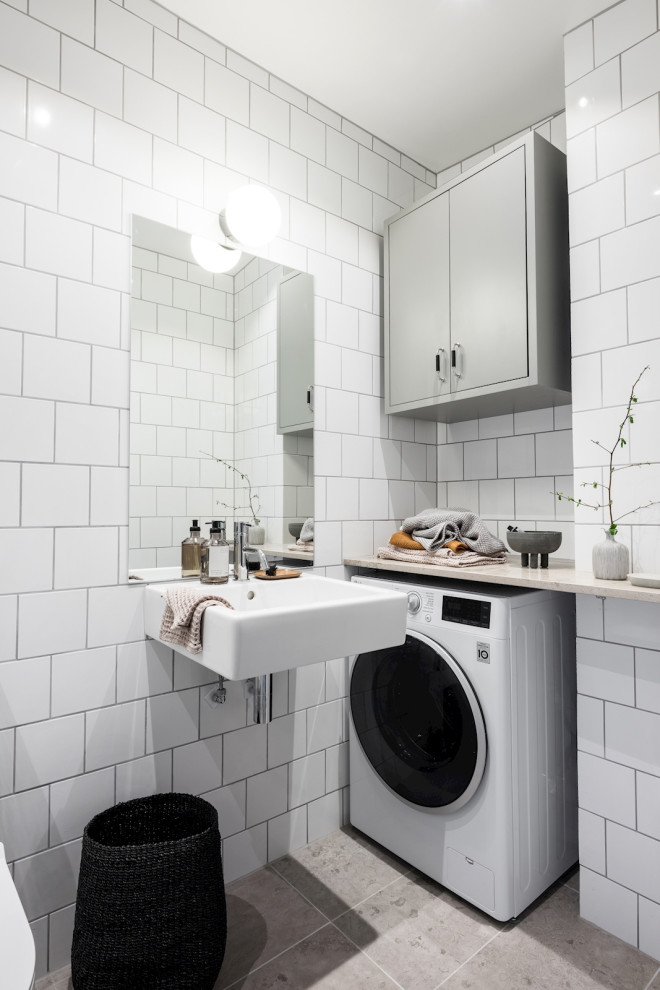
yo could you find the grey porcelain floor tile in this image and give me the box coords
[334,870,503,990]
[215,865,328,989]
[440,885,658,990]
[35,967,72,990]
[221,922,401,990]
[271,826,411,921]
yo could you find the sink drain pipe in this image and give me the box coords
[251,674,272,724]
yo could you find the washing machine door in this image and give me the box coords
[351,630,487,810]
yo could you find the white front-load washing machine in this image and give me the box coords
[349,574,577,922]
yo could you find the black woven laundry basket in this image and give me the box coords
[71,793,226,990]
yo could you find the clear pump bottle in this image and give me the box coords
[181,519,202,578]
[200,520,229,585]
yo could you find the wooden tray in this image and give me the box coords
[253,569,301,580]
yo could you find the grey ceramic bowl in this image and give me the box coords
[288,522,303,540]
[506,530,562,568]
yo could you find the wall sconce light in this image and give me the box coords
[190,235,242,274]
[220,184,282,247]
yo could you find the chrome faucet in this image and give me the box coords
[233,522,271,580]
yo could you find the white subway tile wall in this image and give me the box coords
[0,0,440,978]
[566,3,660,956]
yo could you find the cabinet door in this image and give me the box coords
[449,147,528,393]
[277,272,314,434]
[387,192,450,408]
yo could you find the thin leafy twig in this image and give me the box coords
[200,452,261,525]
[554,366,656,535]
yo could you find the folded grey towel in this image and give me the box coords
[401,508,506,556]
[300,517,314,542]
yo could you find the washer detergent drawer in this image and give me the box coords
[446,847,495,912]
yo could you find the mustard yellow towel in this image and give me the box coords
[390,531,424,550]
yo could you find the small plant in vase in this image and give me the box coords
[205,455,264,545]
[554,365,659,580]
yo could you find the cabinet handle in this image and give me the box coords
[451,342,462,379]
[435,347,446,383]
[306,385,314,411]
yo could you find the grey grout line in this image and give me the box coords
[434,923,512,989]
[220,918,332,990]
[327,917,407,990]
[643,967,660,990]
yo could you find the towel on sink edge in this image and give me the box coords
[401,508,506,555]
[159,585,234,655]
[377,545,507,568]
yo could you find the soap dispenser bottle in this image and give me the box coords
[200,520,229,585]
[181,519,202,578]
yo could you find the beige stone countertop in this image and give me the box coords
[343,555,660,604]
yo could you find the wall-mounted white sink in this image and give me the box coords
[143,574,407,679]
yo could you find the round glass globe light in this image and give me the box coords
[190,235,241,274]
[225,185,282,246]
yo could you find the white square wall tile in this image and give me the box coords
[596,96,660,179]
[308,791,343,843]
[0,596,17,662]
[27,82,93,162]
[604,597,660,650]
[578,809,606,875]
[0,395,54,463]
[569,174,624,246]
[580,867,638,947]
[222,823,268,884]
[95,0,153,76]
[23,336,91,404]
[565,59,621,140]
[146,688,199,753]
[497,435,535,478]
[307,700,345,754]
[0,656,50,730]
[51,647,116,717]
[577,750,636,827]
[268,806,308,861]
[203,782,246,840]
[606,702,660,776]
[54,527,119,589]
[223,723,268,785]
[14,839,81,922]
[49,768,115,845]
[577,695,604,757]
[0,729,14,796]
[115,751,172,803]
[56,403,119,466]
[637,770,660,841]
[117,640,173,702]
[607,819,660,902]
[576,638,634,704]
[18,589,87,658]
[268,711,307,769]
[622,31,660,109]
[15,714,85,790]
[173,737,223,795]
[85,700,146,771]
[48,903,75,974]
[288,751,325,809]
[564,22,594,85]
[87,585,145,647]
[246,765,288,828]
[0,787,49,863]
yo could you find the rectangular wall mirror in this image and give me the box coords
[127,215,314,579]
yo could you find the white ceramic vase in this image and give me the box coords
[248,525,265,546]
[592,529,629,581]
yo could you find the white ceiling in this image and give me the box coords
[159,0,612,172]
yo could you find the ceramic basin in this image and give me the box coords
[144,574,408,679]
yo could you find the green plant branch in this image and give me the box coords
[200,452,261,525]
[554,365,655,536]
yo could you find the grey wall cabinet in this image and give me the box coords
[277,271,314,436]
[384,132,571,422]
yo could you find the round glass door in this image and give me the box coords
[350,631,487,810]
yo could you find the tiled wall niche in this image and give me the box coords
[0,0,436,977]
[564,0,660,962]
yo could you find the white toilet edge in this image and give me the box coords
[0,842,37,989]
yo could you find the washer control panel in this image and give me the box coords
[442,595,491,629]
